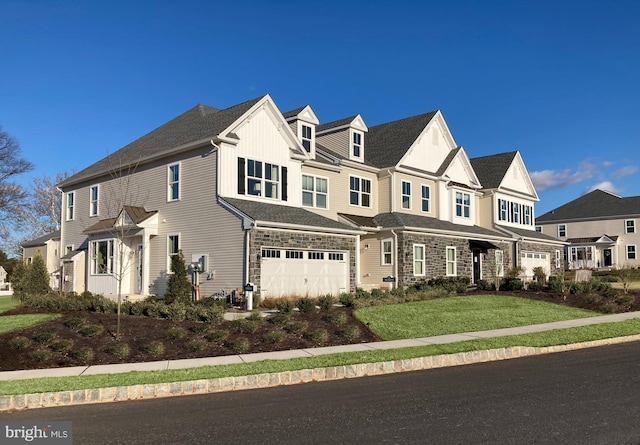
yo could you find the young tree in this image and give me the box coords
[25,252,51,295]
[164,251,192,304]
[11,259,28,302]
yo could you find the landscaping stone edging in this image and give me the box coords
[2,334,640,412]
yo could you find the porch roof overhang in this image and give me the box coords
[567,235,618,245]
[83,206,159,237]
[469,239,500,252]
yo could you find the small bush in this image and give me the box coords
[143,341,165,357]
[9,336,31,350]
[601,303,617,314]
[548,275,566,292]
[163,304,187,322]
[197,306,225,324]
[297,297,317,314]
[78,324,104,337]
[615,295,634,306]
[370,288,387,299]
[72,347,94,363]
[390,287,406,298]
[317,294,335,311]
[106,343,130,359]
[325,311,347,326]
[603,288,620,299]
[476,279,495,291]
[276,299,295,314]
[527,281,543,292]
[427,276,469,293]
[166,327,187,340]
[204,329,229,342]
[246,310,263,321]
[500,278,524,291]
[583,293,601,304]
[268,313,290,326]
[33,330,57,344]
[232,318,260,334]
[189,324,210,335]
[143,302,162,318]
[264,331,285,344]
[49,339,73,352]
[31,348,52,362]
[284,321,308,334]
[338,326,361,340]
[64,316,87,330]
[227,337,249,353]
[186,339,207,352]
[339,292,355,307]
[306,329,329,345]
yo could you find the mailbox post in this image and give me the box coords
[243,283,255,311]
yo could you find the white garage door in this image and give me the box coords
[520,251,550,280]
[260,248,349,298]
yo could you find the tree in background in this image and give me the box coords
[0,249,18,280]
[26,252,51,295]
[0,125,34,254]
[164,251,192,304]
[11,259,28,302]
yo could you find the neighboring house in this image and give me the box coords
[21,230,62,290]
[0,266,10,296]
[57,94,564,300]
[536,189,640,270]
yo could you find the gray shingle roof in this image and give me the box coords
[470,151,518,189]
[495,225,563,243]
[221,198,359,232]
[282,106,307,119]
[83,206,157,233]
[21,230,61,248]
[316,115,359,133]
[536,189,640,223]
[373,212,505,238]
[365,111,438,169]
[59,96,266,188]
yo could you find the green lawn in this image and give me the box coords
[354,294,600,340]
[0,295,18,313]
[0,295,60,334]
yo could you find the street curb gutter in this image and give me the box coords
[2,334,640,412]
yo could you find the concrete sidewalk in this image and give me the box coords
[3,310,640,382]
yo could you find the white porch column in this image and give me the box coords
[143,232,151,295]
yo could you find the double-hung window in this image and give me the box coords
[627,245,637,260]
[351,131,363,159]
[302,175,328,208]
[168,163,180,201]
[167,234,180,272]
[421,185,430,212]
[66,192,75,221]
[382,239,393,265]
[446,246,457,276]
[301,124,312,152]
[495,250,504,277]
[247,159,280,199]
[558,224,567,237]
[91,240,114,275]
[349,176,371,207]
[401,181,411,209]
[455,191,470,218]
[626,220,636,234]
[413,244,425,276]
[512,203,520,224]
[90,185,99,216]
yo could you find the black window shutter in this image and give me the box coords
[237,158,245,195]
[282,166,288,201]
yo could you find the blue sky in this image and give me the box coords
[2,0,639,219]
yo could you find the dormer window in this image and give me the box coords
[351,130,363,161]
[301,124,312,153]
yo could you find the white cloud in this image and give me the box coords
[583,181,622,195]
[612,165,638,179]
[529,166,594,191]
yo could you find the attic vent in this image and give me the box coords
[432,128,439,145]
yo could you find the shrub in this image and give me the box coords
[105,343,130,359]
[9,336,31,350]
[33,330,57,344]
[476,279,495,291]
[79,324,104,337]
[603,288,620,299]
[317,294,335,311]
[268,313,290,326]
[601,303,617,314]
[143,341,165,357]
[227,338,249,353]
[527,281,543,292]
[246,310,263,321]
[306,329,329,345]
[166,327,187,340]
[204,329,229,342]
[197,306,225,324]
[548,275,566,292]
[325,311,347,326]
[284,321,308,334]
[186,339,207,352]
[143,301,162,318]
[500,278,524,291]
[72,347,95,363]
[615,295,634,306]
[338,326,361,340]
[164,251,192,304]
[232,318,259,334]
[583,293,601,304]
[189,324,210,335]
[427,276,469,293]
[370,288,386,299]
[339,292,355,307]
[163,304,187,322]
[355,288,371,299]
[264,331,285,344]
[390,287,406,298]
[297,297,317,314]
[49,339,73,352]
[276,299,295,314]
[31,348,52,362]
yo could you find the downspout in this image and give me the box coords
[355,236,360,290]
[391,229,398,289]
[244,229,251,289]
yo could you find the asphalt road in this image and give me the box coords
[3,342,640,444]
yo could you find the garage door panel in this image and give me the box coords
[520,252,550,280]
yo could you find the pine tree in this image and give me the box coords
[12,259,27,302]
[164,251,192,304]
[26,252,51,295]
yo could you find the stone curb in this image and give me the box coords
[2,334,640,412]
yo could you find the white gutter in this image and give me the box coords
[254,220,366,236]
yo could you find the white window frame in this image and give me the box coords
[91,239,114,275]
[300,123,313,153]
[66,192,75,221]
[627,245,637,260]
[555,250,561,268]
[349,175,372,208]
[167,233,180,272]
[247,159,280,199]
[65,245,74,255]
[535,226,542,233]
[413,244,425,276]
[421,185,430,213]
[455,191,471,218]
[558,224,567,237]
[350,129,363,161]
[381,239,393,266]
[401,180,411,210]
[446,246,457,276]
[302,174,328,209]
[89,185,99,217]
[168,163,180,202]
[495,250,504,277]
[626,220,635,234]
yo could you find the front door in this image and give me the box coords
[603,249,612,267]
[472,249,481,284]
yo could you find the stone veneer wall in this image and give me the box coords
[248,228,357,295]
[396,231,513,288]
